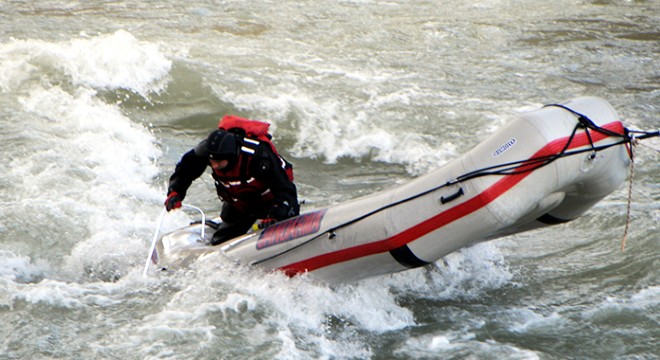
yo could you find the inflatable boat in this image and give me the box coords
[147,97,636,283]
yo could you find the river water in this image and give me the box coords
[0,1,658,359]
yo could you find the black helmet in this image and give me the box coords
[205,130,239,163]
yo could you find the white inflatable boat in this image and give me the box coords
[148,97,635,283]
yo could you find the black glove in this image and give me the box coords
[268,201,293,220]
[164,191,182,211]
[257,218,277,229]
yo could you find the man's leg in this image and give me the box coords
[210,203,255,245]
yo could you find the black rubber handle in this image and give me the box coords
[440,188,464,204]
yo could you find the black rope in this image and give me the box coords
[454,119,584,183]
[544,103,631,139]
[627,129,660,140]
[252,106,659,266]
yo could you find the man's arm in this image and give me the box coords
[253,144,299,220]
[167,141,210,200]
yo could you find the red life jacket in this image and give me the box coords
[213,116,294,211]
[219,115,271,142]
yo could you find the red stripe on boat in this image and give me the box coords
[280,122,625,277]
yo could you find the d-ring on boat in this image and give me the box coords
[148,97,640,283]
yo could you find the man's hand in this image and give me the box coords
[268,201,293,220]
[257,218,277,229]
[164,191,182,211]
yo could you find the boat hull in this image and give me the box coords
[155,97,630,283]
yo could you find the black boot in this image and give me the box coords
[210,220,253,245]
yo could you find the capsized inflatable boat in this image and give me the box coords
[149,97,637,283]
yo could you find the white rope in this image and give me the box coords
[621,143,636,252]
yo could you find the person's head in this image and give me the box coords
[205,130,239,172]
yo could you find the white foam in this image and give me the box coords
[17,279,86,309]
[0,30,171,96]
[383,242,514,301]
[630,286,660,306]
[507,309,566,334]
[0,251,47,283]
[581,285,660,322]
[213,66,457,176]
[396,334,460,356]
[287,105,457,175]
[4,277,120,310]
[396,332,541,359]
[17,85,162,192]
[132,240,511,360]
[0,31,173,281]
[158,253,415,358]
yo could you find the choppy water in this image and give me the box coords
[0,1,658,359]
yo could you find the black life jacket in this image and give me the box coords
[213,116,294,208]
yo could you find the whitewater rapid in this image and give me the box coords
[0,1,657,359]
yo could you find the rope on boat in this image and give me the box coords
[621,130,660,252]
[622,145,635,252]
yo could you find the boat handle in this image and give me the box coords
[182,204,206,239]
[440,187,464,204]
[143,204,206,277]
